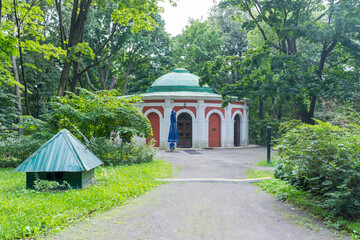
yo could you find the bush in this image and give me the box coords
[91,137,156,166]
[275,120,360,219]
[0,156,22,168]
[0,135,48,163]
[33,177,72,191]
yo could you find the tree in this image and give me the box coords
[171,19,225,75]
[46,88,152,139]
[113,14,171,95]
[208,4,248,57]
[1,0,64,119]
[55,0,164,96]
[215,0,360,124]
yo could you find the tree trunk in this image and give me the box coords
[14,0,30,115]
[296,96,316,125]
[57,0,92,96]
[70,61,80,93]
[57,61,71,95]
[271,97,282,122]
[293,95,300,119]
[11,56,22,123]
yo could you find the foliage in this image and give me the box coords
[112,14,172,95]
[0,156,22,168]
[171,19,225,75]
[207,0,360,128]
[316,102,360,129]
[91,138,157,166]
[56,0,165,96]
[45,88,152,139]
[0,116,55,165]
[275,120,360,219]
[0,88,17,127]
[208,5,248,57]
[0,160,172,239]
[278,119,302,136]
[245,168,273,179]
[0,135,47,163]
[33,178,72,192]
[14,115,55,136]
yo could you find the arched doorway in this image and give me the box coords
[177,112,192,148]
[208,113,221,147]
[234,114,241,146]
[146,112,160,147]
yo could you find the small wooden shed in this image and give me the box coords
[13,129,103,189]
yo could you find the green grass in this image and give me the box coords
[245,168,274,178]
[0,160,172,240]
[255,160,276,167]
[255,179,360,239]
[256,156,279,167]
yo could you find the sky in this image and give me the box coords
[159,0,217,36]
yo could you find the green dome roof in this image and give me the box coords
[146,68,214,93]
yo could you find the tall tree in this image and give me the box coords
[55,0,164,96]
[216,0,360,124]
[171,19,224,75]
[2,0,64,117]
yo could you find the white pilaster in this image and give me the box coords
[242,106,249,146]
[224,105,232,147]
[197,100,207,147]
[160,99,172,148]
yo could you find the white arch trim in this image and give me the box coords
[176,108,196,120]
[144,108,163,119]
[231,109,244,121]
[205,109,225,121]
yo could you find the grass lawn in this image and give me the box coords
[0,160,172,240]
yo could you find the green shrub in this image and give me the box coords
[33,177,72,191]
[0,135,48,162]
[45,89,152,139]
[275,120,360,219]
[91,138,156,166]
[0,156,22,168]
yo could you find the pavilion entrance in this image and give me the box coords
[177,113,192,148]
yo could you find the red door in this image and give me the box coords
[208,113,221,147]
[146,112,160,147]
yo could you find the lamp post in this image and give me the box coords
[34,82,43,119]
[267,126,271,164]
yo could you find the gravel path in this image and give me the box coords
[47,147,348,240]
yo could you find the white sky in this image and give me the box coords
[160,0,217,36]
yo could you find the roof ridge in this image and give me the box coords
[13,130,66,172]
[62,130,88,171]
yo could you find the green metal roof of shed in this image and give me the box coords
[146,68,214,93]
[13,129,103,172]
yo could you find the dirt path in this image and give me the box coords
[47,148,348,240]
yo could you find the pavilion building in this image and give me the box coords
[137,68,249,149]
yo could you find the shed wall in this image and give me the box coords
[26,171,92,189]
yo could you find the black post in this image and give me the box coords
[267,126,271,164]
